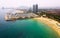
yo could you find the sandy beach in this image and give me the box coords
[34,17,60,36]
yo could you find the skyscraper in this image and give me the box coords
[33,4,38,13]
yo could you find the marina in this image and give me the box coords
[0,0,60,38]
[0,8,60,38]
[5,10,39,21]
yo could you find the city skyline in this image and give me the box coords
[0,0,60,8]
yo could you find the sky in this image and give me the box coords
[0,0,60,8]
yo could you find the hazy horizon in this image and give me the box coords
[0,0,60,8]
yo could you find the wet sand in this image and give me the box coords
[34,17,60,36]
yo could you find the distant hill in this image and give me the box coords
[46,9,60,16]
[17,6,30,10]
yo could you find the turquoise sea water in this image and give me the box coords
[0,9,59,38]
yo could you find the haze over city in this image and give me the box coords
[0,0,60,38]
[0,0,60,8]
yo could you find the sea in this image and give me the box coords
[0,9,59,38]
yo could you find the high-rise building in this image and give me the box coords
[33,4,38,13]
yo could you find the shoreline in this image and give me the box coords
[33,17,60,36]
